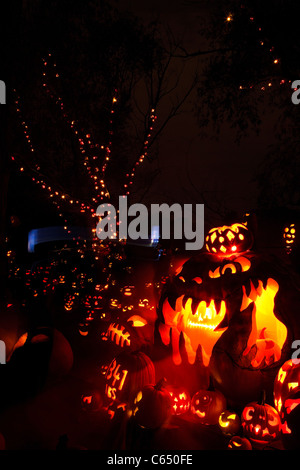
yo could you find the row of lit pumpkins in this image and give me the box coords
[80,351,300,450]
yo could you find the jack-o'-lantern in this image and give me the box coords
[133,378,173,429]
[205,223,253,256]
[274,359,300,414]
[273,359,300,449]
[81,390,103,412]
[218,410,241,436]
[166,385,191,415]
[101,315,153,351]
[156,221,300,407]
[283,223,296,254]
[190,389,226,425]
[104,350,155,408]
[280,388,300,449]
[241,394,281,447]
[228,435,252,450]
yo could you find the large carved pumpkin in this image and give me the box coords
[104,350,155,408]
[156,222,300,408]
[273,359,300,449]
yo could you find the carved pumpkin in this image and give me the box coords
[166,385,191,415]
[156,222,300,407]
[273,359,300,449]
[101,315,153,352]
[274,359,300,414]
[81,390,103,412]
[228,435,252,450]
[241,394,281,447]
[218,410,241,436]
[133,378,173,429]
[280,388,300,449]
[190,389,226,425]
[205,223,253,257]
[283,223,296,254]
[104,350,155,408]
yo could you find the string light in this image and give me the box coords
[122,108,157,196]
[233,11,287,93]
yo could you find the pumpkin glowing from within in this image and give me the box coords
[273,359,300,448]
[190,389,226,425]
[274,359,300,414]
[133,378,173,429]
[218,410,241,436]
[101,315,152,351]
[104,350,155,407]
[228,436,252,450]
[156,220,300,407]
[205,223,253,257]
[241,396,281,446]
[280,389,300,449]
[283,223,296,254]
[167,386,191,415]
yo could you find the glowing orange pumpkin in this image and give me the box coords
[156,222,300,407]
[167,385,191,415]
[218,410,241,436]
[104,350,155,407]
[133,378,173,429]
[274,359,300,414]
[190,389,226,425]
[241,395,281,446]
[205,223,253,257]
[228,435,252,450]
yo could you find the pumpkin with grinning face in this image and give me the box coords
[156,223,300,407]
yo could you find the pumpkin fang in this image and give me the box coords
[160,276,287,369]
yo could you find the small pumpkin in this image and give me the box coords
[228,435,252,450]
[167,385,191,415]
[241,392,281,446]
[190,389,226,425]
[133,378,173,429]
[218,410,241,436]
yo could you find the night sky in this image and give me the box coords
[108,0,278,219]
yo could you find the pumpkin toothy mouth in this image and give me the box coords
[159,273,287,368]
[242,423,278,443]
[179,297,227,331]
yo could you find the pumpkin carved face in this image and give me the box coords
[167,386,191,415]
[283,223,296,254]
[274,360,300,448]
[158,251,288,368]
[241,401,281,445]
[205,223,253,257]
[157,222,300,406]
[190,389,226,425]
[274,359,300,414]
[218,410,241,436]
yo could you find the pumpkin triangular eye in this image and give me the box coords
[127,315,148,327]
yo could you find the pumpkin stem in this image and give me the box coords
[155,377,167,390]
